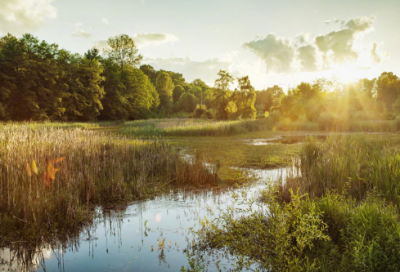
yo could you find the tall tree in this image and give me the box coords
[233,76,257,119]
[104,34,142,72]
[140,64,158,85]
[156,71,175,113]
[376,72,400,110]
[214,70,234,120]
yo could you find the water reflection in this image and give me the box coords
[0,167,294,272]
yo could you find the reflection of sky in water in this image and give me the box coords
[0,167,295,272]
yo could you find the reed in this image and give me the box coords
[0,123,217,243]
[295,134,400,207]
[121,118,272,137]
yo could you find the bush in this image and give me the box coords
[317,111,336,131]
[190,188,400,272]
[382,112,396,120]
[269,110,281,123]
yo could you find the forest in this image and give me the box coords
[1,33,399,124]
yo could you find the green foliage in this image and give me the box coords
[156,71,175,113]
[376,72,400,110]
[173,85,185,103]
[193,105,212,119]
[231,76,257,119]
[213,70,234,120]
[317,111,336,130]
[179,92,197,113]
[191,189,330,271]
[121,118,272,137]
[190,134,400,271]
[103,34,142,71]
[297,135,400,207]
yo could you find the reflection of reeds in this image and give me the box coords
[0,123,217,242]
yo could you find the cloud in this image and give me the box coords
[243,16,387,74]
[297,45,319,72]
[74,22,82,27]
[296,33,312,45]
[144,57,233,85]
[133,33,179,47]
[315,16,375,65]
[0,0,57,34]
[102,18,109,25]
[72,29,91,38]
[93,32,179,50]
[94,40,108,49]
[243,33,295,73]
[370,42,381,64]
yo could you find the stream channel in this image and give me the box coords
[1,160,298,272]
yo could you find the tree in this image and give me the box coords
[104,34,142,72]
[233,76,256,119]
[173,85,185,104]
[179,92,197,113]
[214,70,234,120]
[255,85,283,113]
[140,64,158,85]
[156,71,175,113]
[376,72,400,110]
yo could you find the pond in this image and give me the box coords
[0,167,296,272]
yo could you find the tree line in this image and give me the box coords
[255,73,400,124]
[0,33,256,121]
[0,33,398,122]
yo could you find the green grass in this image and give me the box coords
[187,134,400,272]
[276,118,400,132]
[295,134,400,206]
[120,118,273,137]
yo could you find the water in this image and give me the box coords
[0,168,294,272]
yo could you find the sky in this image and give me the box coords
[0,0,399,91]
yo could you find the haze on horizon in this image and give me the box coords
[1,0,399,91]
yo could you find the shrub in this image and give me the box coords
[383,112,396,120]
[269,110,281,123]
[317,111,336,131]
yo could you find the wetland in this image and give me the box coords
[1,119,400,271]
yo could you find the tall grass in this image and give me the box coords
[121,118,272,137]
[0,123,217,243]
[275,118,400,132]
[292,135,400,206]
[188,134,400,271]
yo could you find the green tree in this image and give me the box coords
[104,34,142,72]
[179,92,197,113]
[214,70,234,120]
[140,64,158,85]
[156,71,175,113]
[376,72,399,111]
[233,76,257,119]
[173,85,185,103]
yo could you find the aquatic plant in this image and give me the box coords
[0,123,217,244]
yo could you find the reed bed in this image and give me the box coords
[189,134,400,271]
[0,123,217,243]
[121,118,272,137]
[276,119,400,132]
[294,135,400,206]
